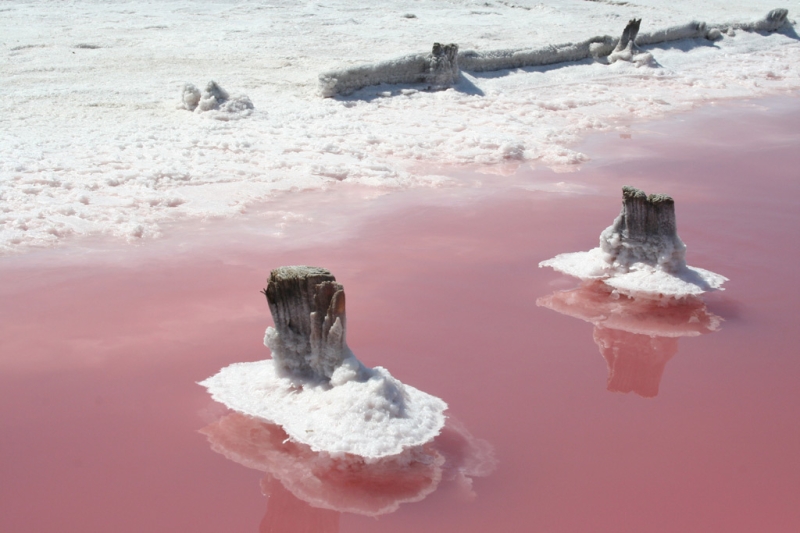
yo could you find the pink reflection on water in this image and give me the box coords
[538,281,721,397]
[201,414,493,517]
[1,97,799,533]
[260,477,341,533]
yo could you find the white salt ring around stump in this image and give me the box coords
[200,358,447,459]
[540,248,727,299]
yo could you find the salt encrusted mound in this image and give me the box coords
[180,81,253,120]
[539,186,728,299]
[319,42,459,97]
[200,266,448,459]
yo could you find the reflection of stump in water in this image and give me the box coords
[259,477,339,533]
[593,326,678,398]
[537,281,722,397]
[200,412,444,517]
[201,412,496,520]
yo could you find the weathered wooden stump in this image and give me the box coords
[615,18,641,52]
[426,42,460,86]
[263,266,349,380]
[600,186,687,271]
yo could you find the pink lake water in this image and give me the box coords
[1,96,799,533]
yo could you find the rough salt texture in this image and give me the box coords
[180,81,254,120]
[200,266,447,458]
[320,42,460,97]
[3,1,798,253]
[539,186,728,299]
[323,10,790,95]
[201,358,447,459]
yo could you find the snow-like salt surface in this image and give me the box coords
[200,357,447,459]
[540,247,728,298]
[2,1,799,252]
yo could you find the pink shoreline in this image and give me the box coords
[1,96,800,532]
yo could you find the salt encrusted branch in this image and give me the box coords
[319,9,790,96]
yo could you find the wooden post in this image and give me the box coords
[615,18,642,53]
[263,266,348,380]
[600,186,686,271]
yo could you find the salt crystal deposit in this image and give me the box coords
[200,266,447,459]
[539,186,728,299]
[2,1,798,254]
[180,81,254,120]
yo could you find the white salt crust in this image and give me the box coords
[2,1,799,253]
[200,355,447,459]
[540,247,728,299]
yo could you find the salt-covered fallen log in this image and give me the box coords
[200,266,447,459]
[708,8,789,34]
[319,9,790,96]
[319,43,460,97]
[539,186,727,299]
[458,35,616,72]
[634,20,707,46]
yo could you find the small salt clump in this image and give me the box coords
[539,186,727,299]
[180,83,201,111]
[200,266,447,459]
[179,80,254,119]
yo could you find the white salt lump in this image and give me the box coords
[200,266,447,459]
[539,186,727,299]
[180,81,253,120]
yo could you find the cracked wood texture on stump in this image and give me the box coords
[264,266,348,380]
[601,186,687,271]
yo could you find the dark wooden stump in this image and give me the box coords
[600,186,686,271]
[263,266,348,380]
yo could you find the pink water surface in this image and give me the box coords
[1,97,799,533]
